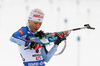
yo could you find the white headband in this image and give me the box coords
[28,12,44,22]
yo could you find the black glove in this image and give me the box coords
[54,33,66,45]
[29,42,41,53]
[34,30,45,37]
[30,42,37,49]
[25,40,29,47]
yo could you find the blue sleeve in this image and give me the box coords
[10,27,29,45]
[13,27,27,39]
[41,45,58,62]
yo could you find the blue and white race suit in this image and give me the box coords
[10,26,58,66]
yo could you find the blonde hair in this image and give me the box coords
[26,8,44,26]
[31,8,44,14]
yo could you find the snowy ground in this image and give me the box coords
[0,0,100,66]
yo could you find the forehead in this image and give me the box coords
[29,20,42,24]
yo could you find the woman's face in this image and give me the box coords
[28,20,42,32]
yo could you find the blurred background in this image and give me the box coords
[0,0,99,66]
